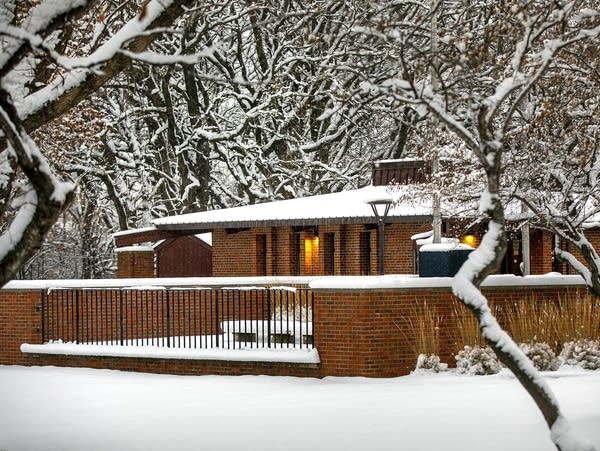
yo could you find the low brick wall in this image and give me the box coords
[0,287,319,377]
[21,354,320,377]
[0,276,591,378]
[312,280,589,377]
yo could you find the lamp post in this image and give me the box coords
[367,198,393,275]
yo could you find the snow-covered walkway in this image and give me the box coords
[0,365,598,451]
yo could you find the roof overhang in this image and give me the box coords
[154,214,433,232]
[114,227,211,247]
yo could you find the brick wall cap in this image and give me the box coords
[309,273,586,290]
[21,343,320,364]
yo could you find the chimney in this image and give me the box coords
[372,159,432,186]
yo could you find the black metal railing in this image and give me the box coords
[40,287,314,350]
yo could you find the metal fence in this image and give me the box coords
[40,287,314,350]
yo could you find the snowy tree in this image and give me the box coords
[16,189,115,280]
[505,36,600,296]
[80,0,399,230]
[0,0,191,287]
[2,1,404,279]
[352,1,600,449]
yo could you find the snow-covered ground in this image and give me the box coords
[0,366,599,451]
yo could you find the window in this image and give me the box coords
[304,232,319,274]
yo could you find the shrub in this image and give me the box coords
[455,345,501,375]
[415,353,447,373]
[519,342,560,371]
[560,339,600,370]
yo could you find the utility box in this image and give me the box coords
[419,243,474,277]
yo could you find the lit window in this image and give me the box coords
[304,234,319,272]
[461,234,479,248]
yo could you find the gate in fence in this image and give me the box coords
[40,287,314,350]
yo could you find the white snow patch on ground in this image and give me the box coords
[0,366,598,451]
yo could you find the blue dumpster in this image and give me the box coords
[419,243,474,277]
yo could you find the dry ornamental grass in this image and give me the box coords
[503,294,600,352]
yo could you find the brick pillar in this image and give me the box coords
[115,246,155,278]
[312,289,432,377]
[529,230,554,275]
[0,289,42,365]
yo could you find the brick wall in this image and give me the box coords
[529,229,554,275]
[1,280,591,378]
[560,229,600,275]
[22,354,320,377]
[212,228,275,277]
[116,249,155,278]
[212,223,431,277]
[384,223,431,273]
[0,290,42,365]
[0,287,318,377]
[312,284,590,377]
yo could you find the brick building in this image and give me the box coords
[113,160,585,278]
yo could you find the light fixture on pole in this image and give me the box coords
[366,197,393,275]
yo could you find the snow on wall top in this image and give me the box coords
[3,276,316,290]
[309,273,586,290]
[152,185,433,229]
[4,273,586,291]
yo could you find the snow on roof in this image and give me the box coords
[153,185,434,230]
[113,227,156,238]
[196,232,212,246]
[583,212,600,229]
[373,158,422,164]
[114,245,154,253]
